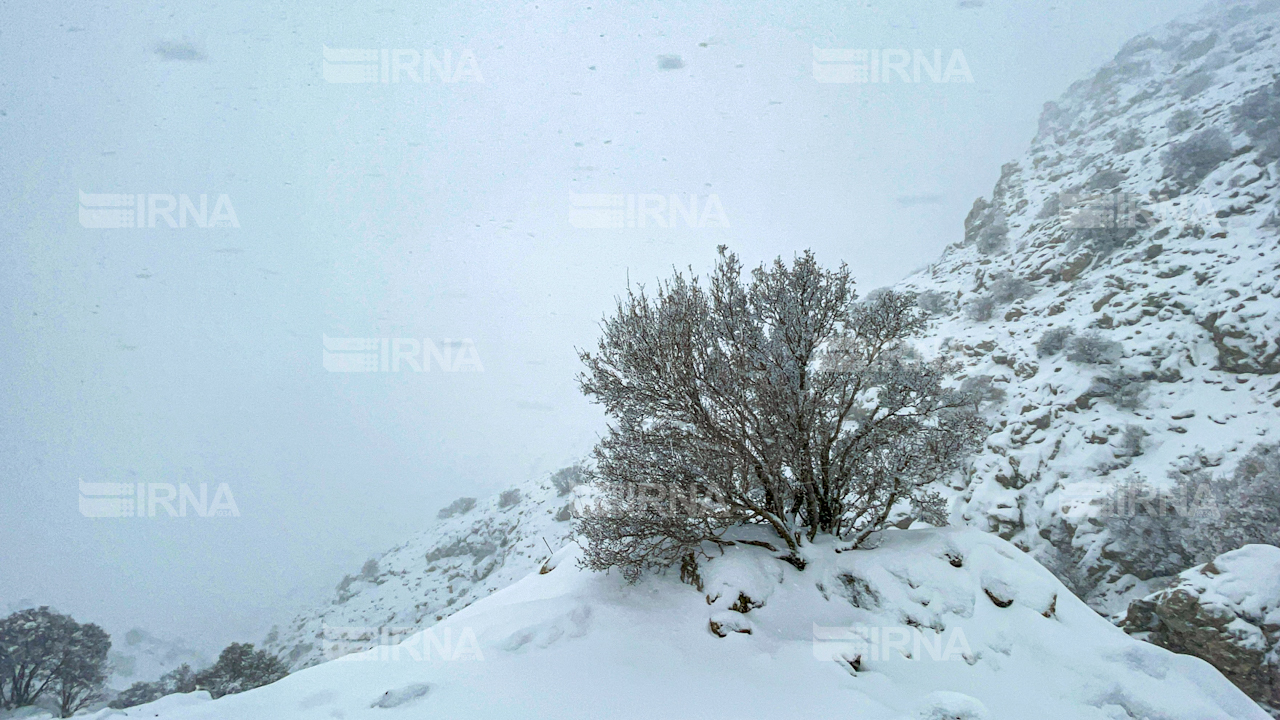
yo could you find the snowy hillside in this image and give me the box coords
[102,527,1266,720]
[897,0,1280,607]
[107,628,210,691]
[261,469,582,670]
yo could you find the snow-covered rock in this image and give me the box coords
[896,0,1280,603]
[261,469,582,670]
[1124,544,1280,715]
[117,528,1267,719]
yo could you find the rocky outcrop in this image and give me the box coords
[1123,545,1280,716]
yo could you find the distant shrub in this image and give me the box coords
[1066,331,1123,364]
[915,290,952,316]
[498,488,522,509]
[1088,370,1148,410]
[1103,442,1280,579]
[960,375,1006,411]
[975,217,1008,254]
[551,464,587,496]
[1036,327,1075,358]
[1166,109,1198,135]
[437,497,477,519]
[989,276,1034,304]
[1162,127,1232,189]
[1113,127,1145,154]
[1085,168,1126,191]
[1177,71,1214,100]
[1036,193,1061,220]
[1117,424,1146,458]
[112,664,198,709]
[359,558,380,580]
[964,295,996,321]
[1233,77,1280,164]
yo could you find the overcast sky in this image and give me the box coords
[0,0,1211,655]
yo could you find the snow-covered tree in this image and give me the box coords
[0,607,111,715]
[576,248,984,580]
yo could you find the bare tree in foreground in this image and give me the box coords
[577,248,984,580]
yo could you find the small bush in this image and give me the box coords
[1233,77,1280,164]
[916,290,953,316]
[959,375,1006,410]
[1102,442,1280,578]
[989,276,1034,304]
[1066,331,1123,364]
[1036,327,1075,358]
[437,497,476,519]
[498,488,522,509]
[1166,109,1198,135]
[1177,71,1213,100]
[964,295,996,321]
[358,558,380,580]
[1162,127,1232,190]
[1088,370,1148,410]
[1113,127,1145,154]
[1117,424,1146,458]
[551,464,587,496]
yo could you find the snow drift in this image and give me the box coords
[108,527,1266,720]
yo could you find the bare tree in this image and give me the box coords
[576,249,983,580]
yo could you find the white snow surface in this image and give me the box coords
[894,0,1280,605]
[107,527,1265,720]
[262,476,579,670]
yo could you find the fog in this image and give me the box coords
[0,0,1208,655]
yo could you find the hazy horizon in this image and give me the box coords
[0,0,1211,659]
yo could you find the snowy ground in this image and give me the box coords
[90,527,1267,720]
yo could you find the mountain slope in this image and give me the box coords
[898,0,1280,609]
[262,470,581,670]
[110,527,1269,720]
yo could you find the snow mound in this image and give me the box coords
[122,528,1266,720]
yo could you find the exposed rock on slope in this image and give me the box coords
[898,0,1280,608]
[1124,544,1280,715]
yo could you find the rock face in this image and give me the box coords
[1123,544,1280,716]
[261,470,581,670]
[897,0,1280,607]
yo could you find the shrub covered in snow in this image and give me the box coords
[551,464,587,496]
[964,295,996,322]
[1167,108,1199,135]
[1088,369,1148,409]
[959,375,1007,411]
[1103,443,1280,578]
[498,489,522,509]
[1065,331,1123,364]
[1233,76,1280,165]
[438,496,477,519]
[988,276,1034,304]
[576,250,983,580]
[1162,127,1233,189]
[1035,327,1075,358]
[916,290,953,316]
